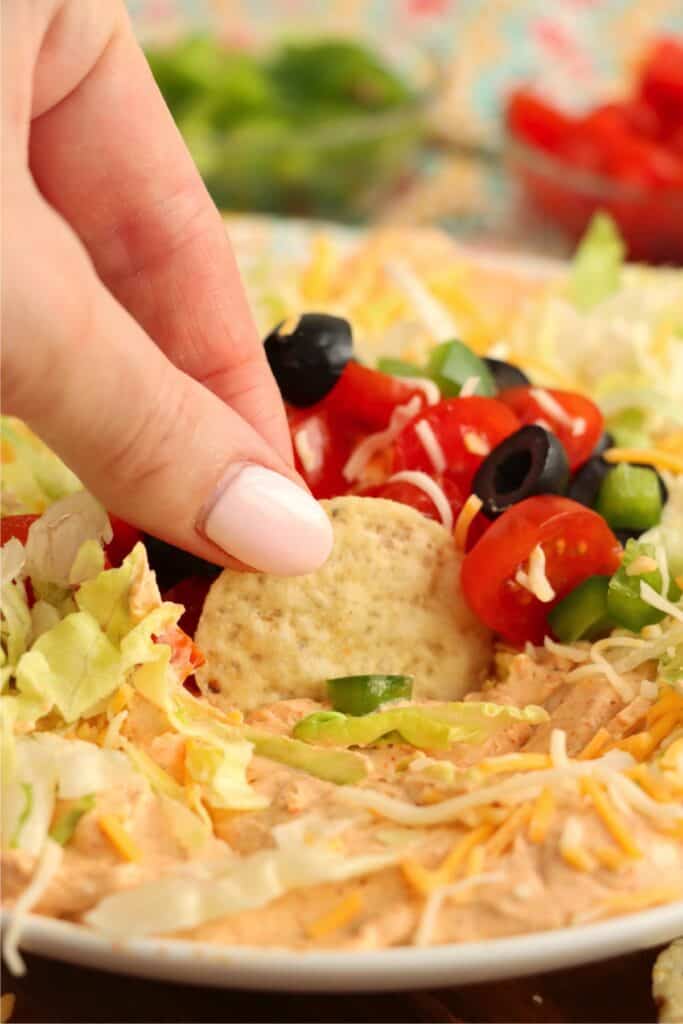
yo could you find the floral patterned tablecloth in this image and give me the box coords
[127,1,683,252]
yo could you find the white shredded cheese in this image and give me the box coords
[396,376,440,406]
[530,388,585,437]
[626,555,659,577]
[384,260,460,341]
[550,728,569,769]
[654,542,670,601]
[102,710,128,750]
[414,420,446,474]
[3,839,63,976]
[640,583,683,624]
[515,544,555,603]
[459,376,480,398]
[415,872,504,947]
[463,431,490,456]
[560,815,584,851]
[339,751,634,827]
[342,396,422,483]
[639,679,659,700]
[293,424,322,476]
[387,471,453,531]
[543,637,590,663]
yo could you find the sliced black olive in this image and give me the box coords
[591,431,615,457]
[264,313,353,407]
[472,425,569,518]
[568,455,668,510]
[483,357,531,392]
[567,455,610,507]
[142,534,222,592]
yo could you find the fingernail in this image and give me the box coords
[200,464,333,575]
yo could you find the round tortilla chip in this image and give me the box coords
[195,496,491,710]
[653,939,683,1023]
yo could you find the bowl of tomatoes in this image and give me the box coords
[505,37,683,264]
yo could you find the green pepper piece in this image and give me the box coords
[548,576,613,643]
[607,540,667,632]
[327,674,413,715]
[376,358,425,379]
[595,463,662,531]
[49,794,96,846]
[426,341,495,397]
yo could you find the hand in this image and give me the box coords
[1,0,332,575]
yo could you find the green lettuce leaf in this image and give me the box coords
[16,612,122,722]
[569,213,624,311]
[1,580,32,668]
[0,416,81,515]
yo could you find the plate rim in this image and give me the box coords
[3,900,683,992]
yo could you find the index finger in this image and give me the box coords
[27,1,292,463]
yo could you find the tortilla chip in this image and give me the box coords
[654,939,683,1023]
[196,496,491,710]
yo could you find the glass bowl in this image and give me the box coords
[506,135,683,264]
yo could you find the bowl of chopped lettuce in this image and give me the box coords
[145,36,430,222]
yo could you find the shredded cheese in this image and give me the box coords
[342,396,422,482]
[603,448,683,474]
[581,778,641,858]
[414,420,446,473]
[386,471,453,530]
[485,804,532,858]
[384,259,460,341]
[560,817,595,872]
[528,786,555,843]
[550,728,569,769]
[97,814,142,863]
[453,494,483,551]
[543,636,589,663]
[530,388,585,437]
[415,872,503,947]
[626,555,659,576]
[306,891,364,940]
[480,753,551,776]
[397,376,440,406]
[578,728,612,761]
[594,846,630,872]
[401,823,493,896]
[2,839,63,976]
[640,582,683,624]
[459,376,480,398]
[293,424,322,476]
[463,431,490,456]
[515,544,555,603]
[627,765,675,803]
[592,886,683,918]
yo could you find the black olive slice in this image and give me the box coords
[567,455,610,508]
[143,534,222,592]
[264,313,353,407]
[591,431,615,457]
[568,455,668,510]
[472,425,570,518]
[483,357,531,392]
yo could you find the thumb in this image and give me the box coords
[3,188,333,576]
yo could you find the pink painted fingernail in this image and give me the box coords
[200,464,333,575]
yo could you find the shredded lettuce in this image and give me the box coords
[0,417,81,515]
[1,580,31,667]
[49,794,95,846]
[24,491,111,587]
[569,213,624,312]
[293,701,548,751]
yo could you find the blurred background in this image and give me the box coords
[128,0,683,263]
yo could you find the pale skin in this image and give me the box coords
[2,0,333,575]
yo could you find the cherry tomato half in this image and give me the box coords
[106,515,142,567]
[506,89,575,153]
[288,404,363,499]
[392,397,520,489]
[325,361,427,431]
[497,387,603,471]
[461,495,622,646]
[1,514,39,545]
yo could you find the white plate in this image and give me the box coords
[3,902,682,992]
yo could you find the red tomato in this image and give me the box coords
[106,515,142,567]
[392,397,520,489]
[359,475,491,548]
[497,387,603,471]
[155,625,205,682]
[639,38,683,121]
[325,362,427,431]
[1,514,39,545]
[288,404,362,499]
[507,89,575,153]
[163,577,213,639]
[461,496,622,646]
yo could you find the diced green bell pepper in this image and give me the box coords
[426,340,495,398]
[607,540,670,632]
[548,576,613,643]
[376,358,425,379]
[595,463,662,531]
[326,674,413,716]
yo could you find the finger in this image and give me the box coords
[26,0,292,463]
[2,184,332,576]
